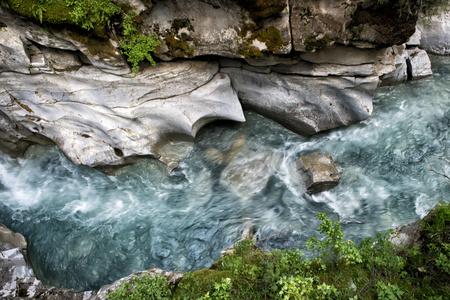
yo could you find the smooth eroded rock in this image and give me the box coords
[407,48,433,80]
[0,60,245,168]
[295,152,340,194]
[222,67,378,136]
[418,12,450,55]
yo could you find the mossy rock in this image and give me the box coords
[3,0,118,37]
[304,34,333,52]
[165,33,195,58]
[235,0,286,20]
[256,26,284,53]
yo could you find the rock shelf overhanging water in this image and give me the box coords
[0,56,448,291]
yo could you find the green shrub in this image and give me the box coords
[307,213,362,269]
[65,0,120,30]
[119,12,161,74]
[107,274,172,300]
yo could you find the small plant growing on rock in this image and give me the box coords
[120,12,161,74]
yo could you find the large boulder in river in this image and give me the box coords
[296,152,340,195]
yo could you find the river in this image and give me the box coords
[0,56,448,291]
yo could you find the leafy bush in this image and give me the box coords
[307,213,362,268]
[107,274,172,300]
[119,12,161,73]
[65,0,121,31]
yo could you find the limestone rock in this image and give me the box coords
[406,27,422,46]
[0,7,77,51]
[295,152,340,194]
[0,224,27,250]
[380,45,409,87]
[142,0,291,60]
[407,48,433,80]
[222,67,378,136]
[418,12,450,55]
[93,268,184,300]
[390,205,440,249]
[41,46,83,71]
[0,28,31,74]
[0,60,245,168]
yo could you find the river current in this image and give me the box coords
[0,57,449,291]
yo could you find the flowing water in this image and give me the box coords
[0,57,449,291]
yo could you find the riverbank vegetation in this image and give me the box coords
[107,201,450,299]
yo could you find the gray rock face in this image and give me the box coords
[380,45,409,87]
[295,152,340,194]
[223,67,378,136]
[418,12,450,55]
[142,0,291,60]
[0,60,245,168]
[407,48,433,80]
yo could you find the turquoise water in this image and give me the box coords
[0,57,448,291]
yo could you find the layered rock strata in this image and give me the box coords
[0,2,436,170]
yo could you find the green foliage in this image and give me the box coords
[107,274,172,300]
[31,0,51,24]
[359,231,405,278]
[376,281,404,300]
[200,277,232,300]
[119,12,161,74]
[65,0,121,31]
[106,207,450,299]
[307,213,362,268]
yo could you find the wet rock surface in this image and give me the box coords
[296,152,341,195]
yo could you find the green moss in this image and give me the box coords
[236,0,286,20]
[3,0,120,37]
[4,0,72,24]
[174,270,233,299]
[256,26,284,54]
[304,33,333,52]
[165,33,195,58]
[239,44,263,59]
[171,18,193,32]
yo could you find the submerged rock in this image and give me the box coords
[221,150,281,200]
[296,152,340,195]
